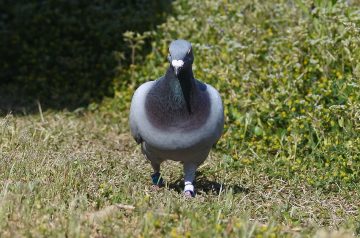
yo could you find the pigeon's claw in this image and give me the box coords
[184,190,195,198]
[151,184,162,191]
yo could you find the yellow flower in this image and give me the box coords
[336,71,343,79]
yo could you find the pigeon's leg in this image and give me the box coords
[142,144,164,187]
[150,160,164,187]
[183,163,197,197]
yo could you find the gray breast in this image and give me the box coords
[145,81,210,132]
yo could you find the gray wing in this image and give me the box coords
[129,81,154,144]
[129,118,143,144]
[129,94,143,144]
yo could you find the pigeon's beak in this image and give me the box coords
[172,60,184,77]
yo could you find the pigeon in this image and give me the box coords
[129,39,224,197]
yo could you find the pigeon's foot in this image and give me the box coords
[184,182,195,198]
[151,172,164,187]
[184,190,195,198]
[151,184,163,191]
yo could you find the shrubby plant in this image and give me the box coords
[114,0,360,189]
[0,0,171,109]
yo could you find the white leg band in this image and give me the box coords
[184,182,194,192]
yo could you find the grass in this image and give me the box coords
[0,110,358,237]
[1,0,359,236]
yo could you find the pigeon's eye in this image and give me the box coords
[187,48,191,54]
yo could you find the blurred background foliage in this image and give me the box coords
[108,0,360,190]
[0,0,171,111]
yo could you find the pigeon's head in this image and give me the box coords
[168,39,194,76]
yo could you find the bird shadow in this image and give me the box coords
[168,171,250,196]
